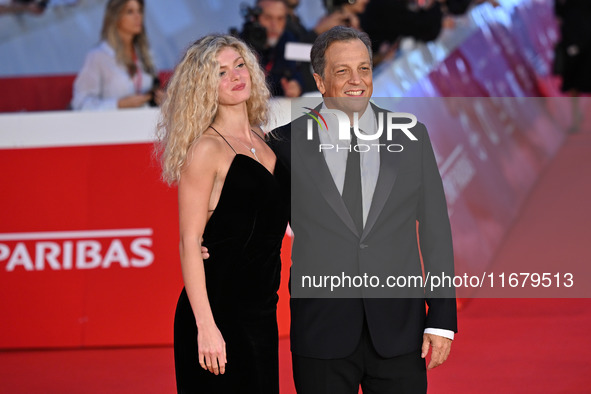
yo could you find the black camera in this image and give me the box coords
[230,3,267,55]
[323,0,356,13]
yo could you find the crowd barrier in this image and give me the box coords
[0,0,570,349]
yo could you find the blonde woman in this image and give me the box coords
[156,35,289,393]
[71,0,163,110]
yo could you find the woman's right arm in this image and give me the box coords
[177,139,227,375]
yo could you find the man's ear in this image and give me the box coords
[313,73,325,95]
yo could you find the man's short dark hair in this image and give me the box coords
[310,26,373,78]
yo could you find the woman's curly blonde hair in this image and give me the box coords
[156,34,270,185]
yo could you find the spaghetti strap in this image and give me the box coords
[251,129,267,143]
[209,126,237,154]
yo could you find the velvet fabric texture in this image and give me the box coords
[174,154,289,393]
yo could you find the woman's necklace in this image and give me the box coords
[230,133,260,163]
[209,126,261,163]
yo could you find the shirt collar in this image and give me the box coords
[357,102,376,134]
[320,101,376,140]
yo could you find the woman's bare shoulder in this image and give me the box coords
[191,132,224,155]
[183,132,233,177]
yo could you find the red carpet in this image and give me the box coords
[1,116,590,392]
[427,108,591,393]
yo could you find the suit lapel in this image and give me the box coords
[361,105,403,241]
[292,110,360,237]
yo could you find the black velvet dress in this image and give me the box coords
[174,148,289,393]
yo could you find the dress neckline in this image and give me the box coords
[234,153,277,178]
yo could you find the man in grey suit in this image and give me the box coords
[270,26,457,393]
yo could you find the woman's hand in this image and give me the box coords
[153,88,167,107]
[117,93,151,108]
[197,322,227,375]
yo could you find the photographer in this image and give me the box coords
[285,0,361,43]
[239,0,303,98]
[322,0,370,30]
[284,0,368,92]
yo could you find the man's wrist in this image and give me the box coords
[424,328,454,340]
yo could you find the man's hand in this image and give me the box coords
[201,246,209,260]
[421,333,452,370]
[314,9,355,35]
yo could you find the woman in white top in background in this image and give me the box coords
[71,0,164,110]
